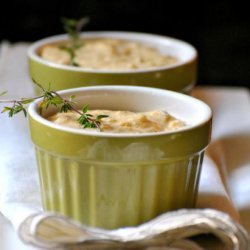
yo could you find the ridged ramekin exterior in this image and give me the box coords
[35,147,204,229]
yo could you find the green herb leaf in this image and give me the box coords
[82,105,89,113]
[1,106,12,113]
[0,91,7,97]
[21,98,34,104]
[69,95,76,101]
[72,61,80,67]
[60,102,72,113]
[96,114,109,121]
[83,122,93,128]
[77,114,88,125]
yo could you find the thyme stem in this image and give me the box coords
[0,95,43,103]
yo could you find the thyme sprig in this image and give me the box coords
[60,17,89,66]
[62,17,89,43]
[0,81,108,130]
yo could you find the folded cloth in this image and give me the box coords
[15,208,249,249]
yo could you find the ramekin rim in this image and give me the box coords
[27,31,198,74]
[28,85,212,138]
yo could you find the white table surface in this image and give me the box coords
[0,43,249,249]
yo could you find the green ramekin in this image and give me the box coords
[28,86,212,229]
[28,32,197,94]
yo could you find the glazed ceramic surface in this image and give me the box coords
[28,32,197,94]
[28,86,212,229]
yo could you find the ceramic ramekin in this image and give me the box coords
[28,86,212,229]
[28,32,197,94]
